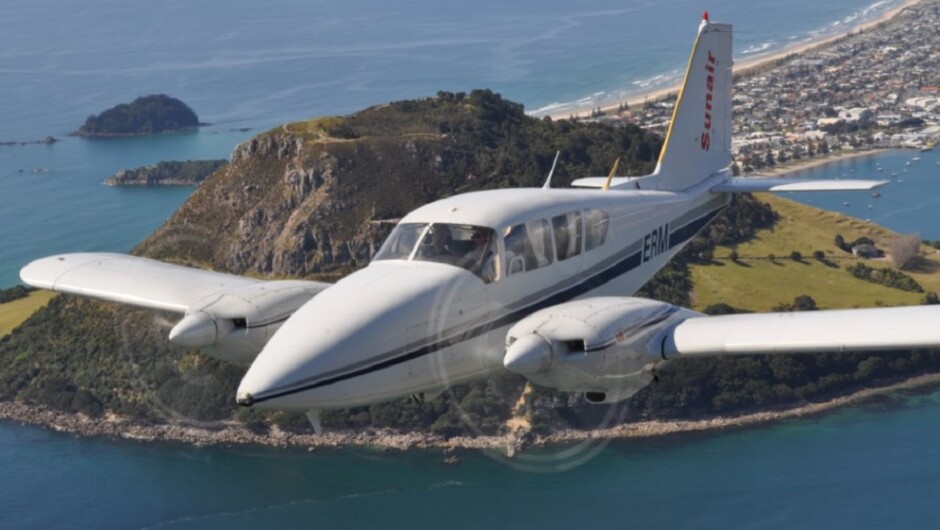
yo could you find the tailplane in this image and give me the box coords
[650,15,732,191]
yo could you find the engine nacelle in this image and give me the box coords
[168,280,327,363]
[504,297,701,403]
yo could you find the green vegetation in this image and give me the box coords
[847,262,923,293]
[0,286,31,304]
[75,95,200,137]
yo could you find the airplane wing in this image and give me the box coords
[710,177,887,193]
[20,253,332,363]
[21,253,271,313]
[504,297,940,403]
[663,305,940,358]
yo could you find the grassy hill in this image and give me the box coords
[0,291,55,338]
[690,193,939,311]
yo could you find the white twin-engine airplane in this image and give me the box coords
[20,15,940,431]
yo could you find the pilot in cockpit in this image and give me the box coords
[424,225,454,258]
[459,228,496,283]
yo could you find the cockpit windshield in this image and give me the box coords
[374,223,498,282]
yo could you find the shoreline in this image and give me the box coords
[759,148,893,176]
[548,0,924,120]
[3,372,940,454]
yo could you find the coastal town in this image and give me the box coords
[583,0,940,173]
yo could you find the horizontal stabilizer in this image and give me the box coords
[712,177,887,193]
[571,177,641,189]
[20,253,329,313]
[663,306,940,358]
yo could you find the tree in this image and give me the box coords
[835,234,846,251]
[890,232,921,269]
[790,250,802,262]
[729,249,740,262]
[793,294,817,311]
[813,250,826,261]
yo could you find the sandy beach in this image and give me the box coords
[552,0,925,120]
[761,148,890,176]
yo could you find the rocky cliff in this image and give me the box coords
[135,90,660,279]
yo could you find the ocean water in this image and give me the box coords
[781,149,940,239]
[4,388,940,529]
[4,0,940,528]
[0,0,911,287]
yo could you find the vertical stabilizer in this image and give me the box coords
[651,16,732,191]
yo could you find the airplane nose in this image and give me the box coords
[237,263,478,410]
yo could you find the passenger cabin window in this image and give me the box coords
[503,219,553,276]
[584,209,609,251]
[374,222,498,283]
[552,211,582,261]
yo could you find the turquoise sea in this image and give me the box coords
[3,0,940,528]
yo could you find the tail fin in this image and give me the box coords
[651,16,732,191]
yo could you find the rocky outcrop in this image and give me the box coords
[104,159,227,186]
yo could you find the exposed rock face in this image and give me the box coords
[136,93,660,280]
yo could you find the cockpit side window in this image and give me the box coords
[504,219,553,276]
[584,209,609,251]
[374,223,428,261]
[552,211,583,261]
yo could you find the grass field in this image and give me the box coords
[689,194,940,311]
[0,291,55,337]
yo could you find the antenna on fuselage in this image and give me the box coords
[601,158,621,191]
[542,150,561,189]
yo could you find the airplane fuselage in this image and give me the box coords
[236,172,730,410]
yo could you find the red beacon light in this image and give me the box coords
[703,11,710,21]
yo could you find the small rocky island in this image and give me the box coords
[74,94,203,137]
[104,159,227,186]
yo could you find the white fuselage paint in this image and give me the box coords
[237,173,730,410]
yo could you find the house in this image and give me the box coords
[852,244,883,259]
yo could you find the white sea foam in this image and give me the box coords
[741,42,775,55]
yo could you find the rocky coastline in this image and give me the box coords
[103,159,227,186]
[1,136,58,147]
[4,372,939,455]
